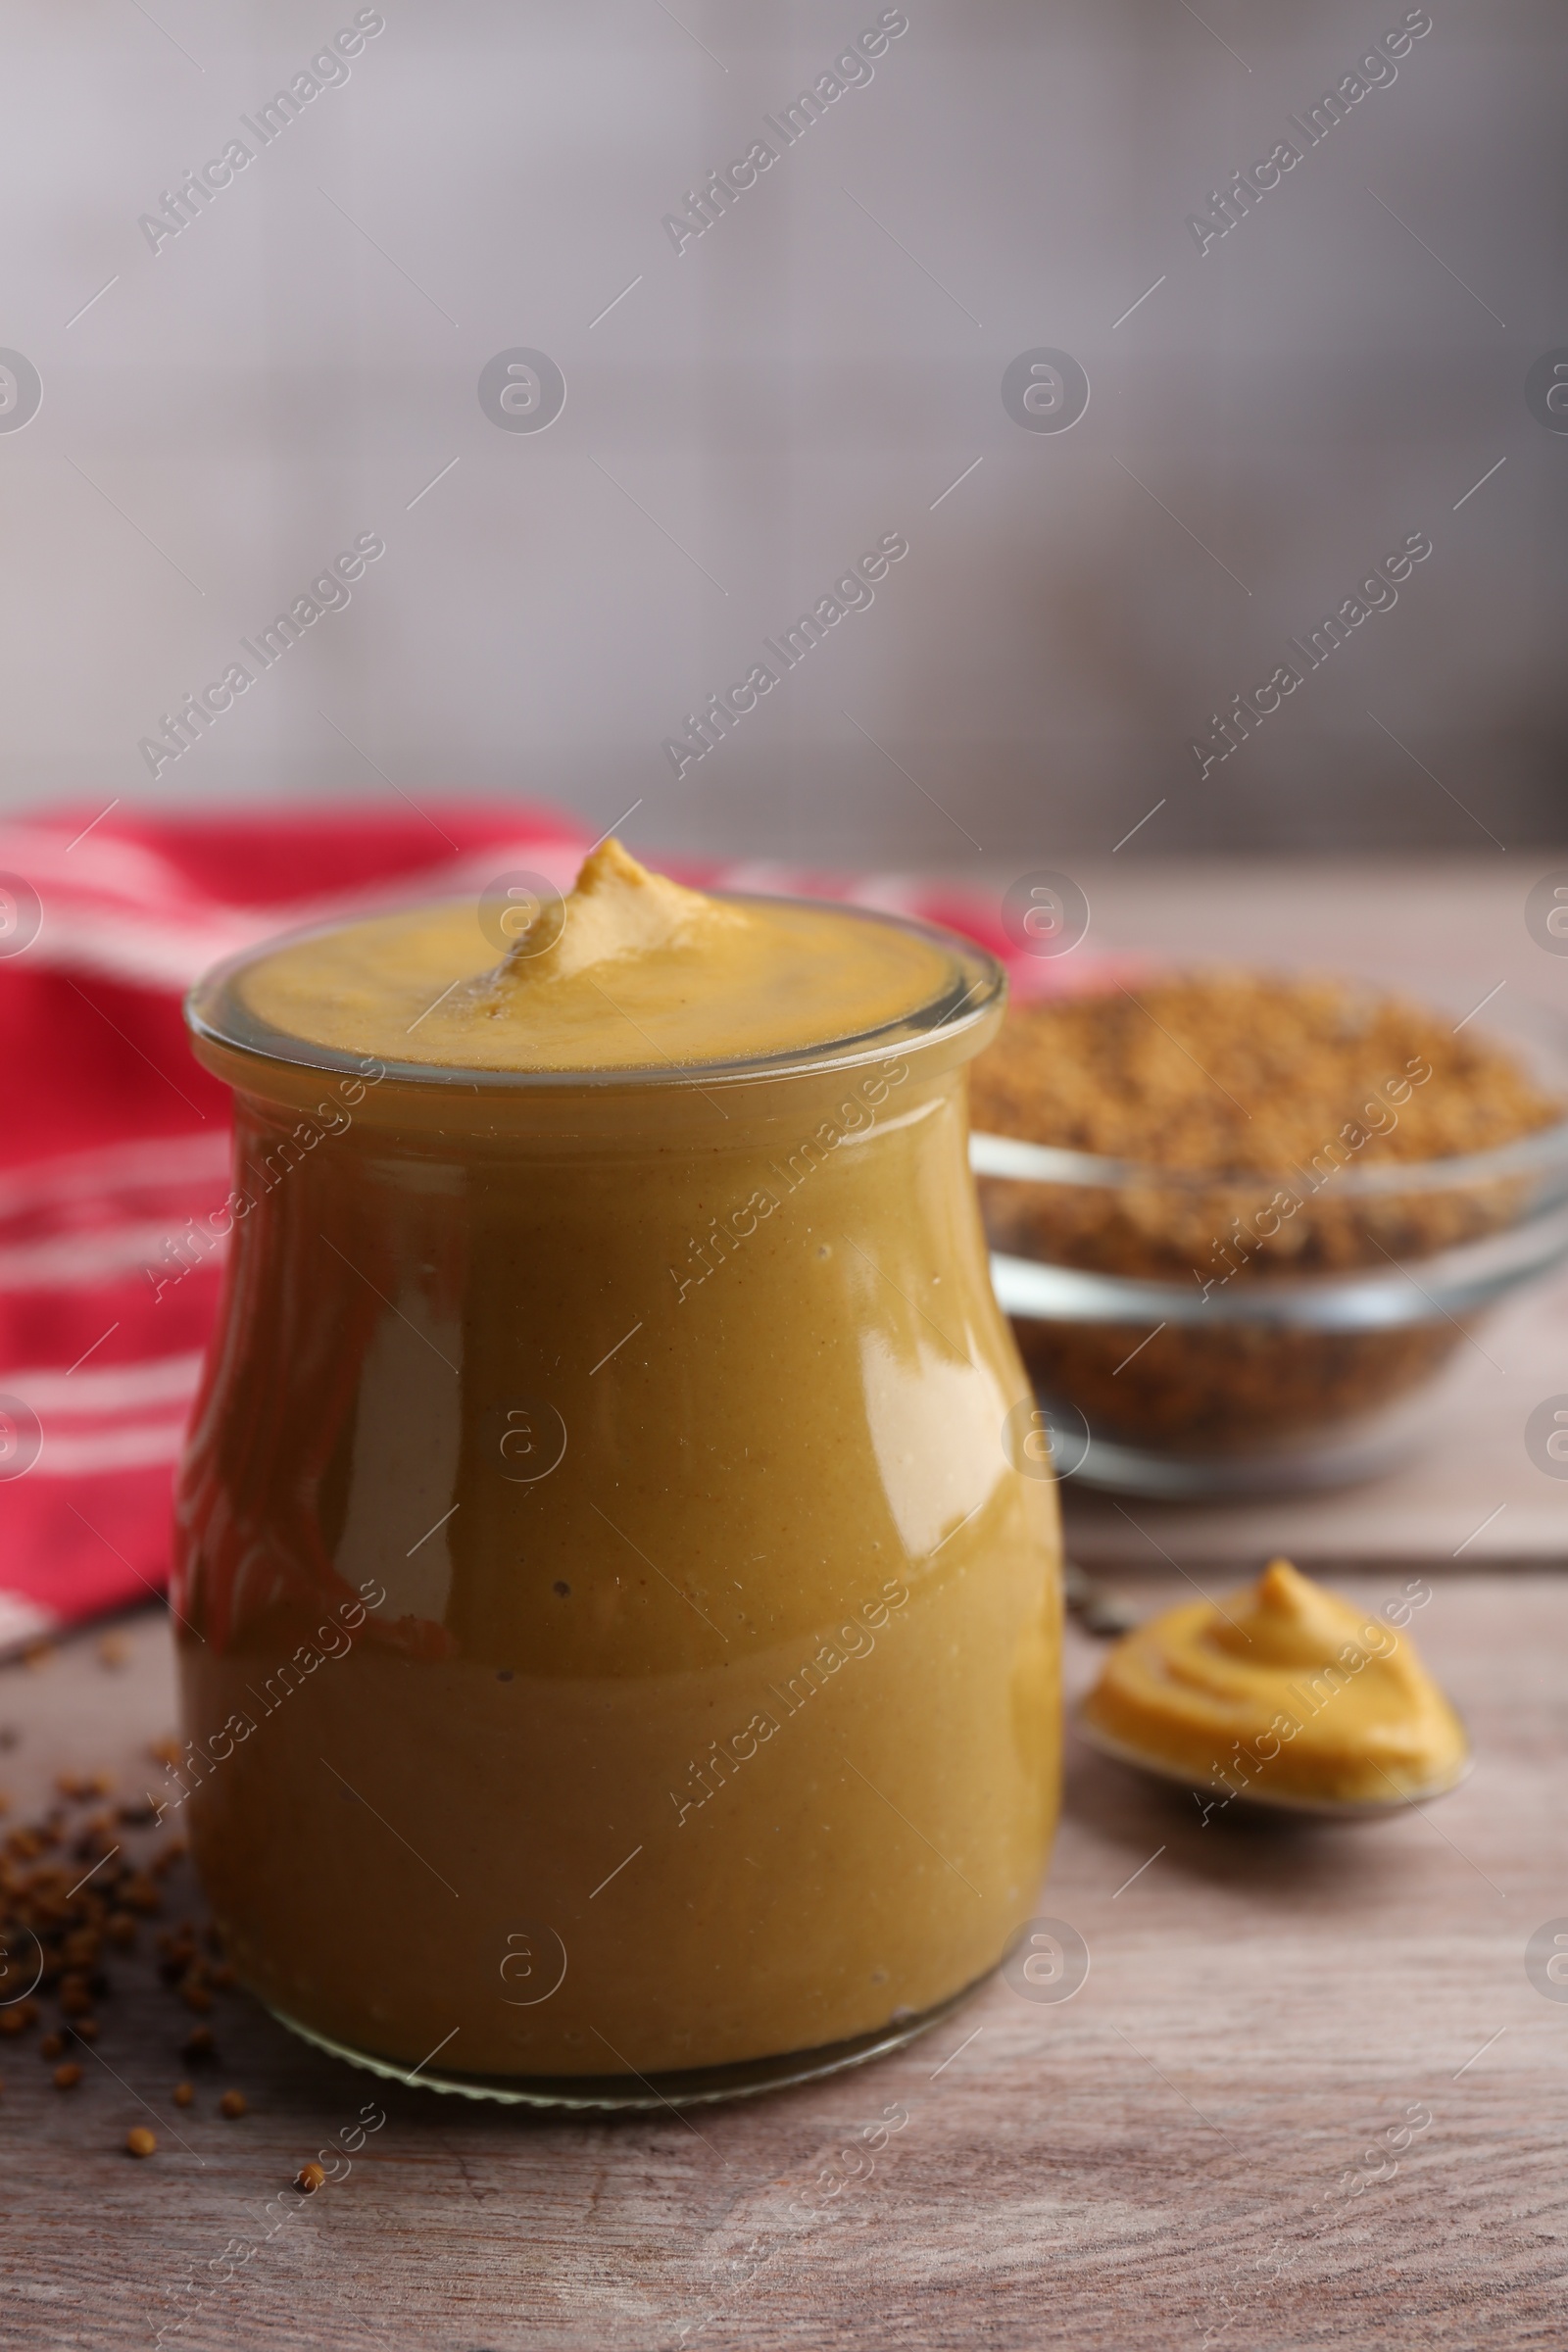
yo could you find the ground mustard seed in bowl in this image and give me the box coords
[970,972,1568,1494]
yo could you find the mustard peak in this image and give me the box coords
[499,837,741,985]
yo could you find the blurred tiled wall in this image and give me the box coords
[3,0,1564,863]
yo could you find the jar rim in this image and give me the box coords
[184,891,1006,1095]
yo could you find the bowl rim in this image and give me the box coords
[969,1111,1568,1198]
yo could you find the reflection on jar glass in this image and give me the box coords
[173,854,1061,2107]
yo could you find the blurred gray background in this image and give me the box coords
[3,0,1565,867]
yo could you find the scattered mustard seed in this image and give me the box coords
[219,2088,248,2120]
[126,2127,157,2158]
[172,2082,194,2108]
[296,2161,326,2193]
[53,2063,82,2090]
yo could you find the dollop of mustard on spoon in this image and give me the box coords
[1080,1557,1470,1812]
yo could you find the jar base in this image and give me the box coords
[265,1978,984,2111]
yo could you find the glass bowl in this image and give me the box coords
[971,992,1568,1497]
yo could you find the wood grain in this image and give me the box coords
[2,1569,1565,2350]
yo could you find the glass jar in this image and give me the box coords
[174,903,1061,2108]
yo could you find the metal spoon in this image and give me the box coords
[1075,1706,1474,1820]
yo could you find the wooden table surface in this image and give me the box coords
[5,1567,1565,2352]
[7,858,1565,2344]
